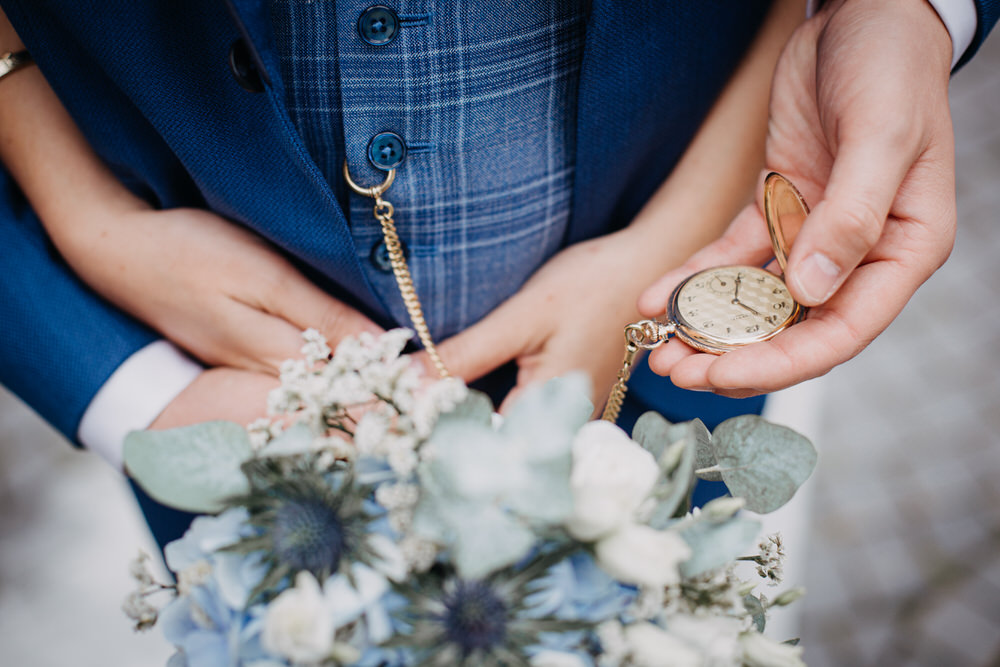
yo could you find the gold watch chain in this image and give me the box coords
[344,163,450,379]
[601,320,673,423]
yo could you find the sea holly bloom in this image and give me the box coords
[388,555,588,666]
[222,460,380,599]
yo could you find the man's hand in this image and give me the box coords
[639,0,957,397]
[149,367,279,430]
[57,207,383,376]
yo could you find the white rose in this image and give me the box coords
[594,523,692,588]
[664,614,744,666]
[623,622,703,667]
[529,650,589,667]
[262,572,336,664]
[739,632,806,667]
[566,421,660,541]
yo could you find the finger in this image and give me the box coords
[222,303,315,374]
[646,338,697,377]
[254,267,384,344]
[682,255,915,393]
[433,301,533,383]
[637,203,774,317]
[159,296,305,375]
[497,384,527,415]
[784,131,919,307]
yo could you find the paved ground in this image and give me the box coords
[1,23,998,667]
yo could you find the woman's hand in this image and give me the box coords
[56,206,383,375]
[436,229,658,412]
[149,366,279,430]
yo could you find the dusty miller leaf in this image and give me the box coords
[436,389,495,427]
[258,423,313,458]
[711,415,817,513]
[124,421,252,513]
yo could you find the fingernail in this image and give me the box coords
[687,386,715,393]
[794,252,841,303]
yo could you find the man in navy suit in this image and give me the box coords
[0,0,996,547]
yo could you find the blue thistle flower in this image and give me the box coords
[389,550,590,666]
[222,459,375,600]
[441,580,509,653]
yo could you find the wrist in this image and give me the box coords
[831,0,952,71]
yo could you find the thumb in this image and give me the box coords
[432,300,533,383]
[784,135,916,306]
[638,202,774,318]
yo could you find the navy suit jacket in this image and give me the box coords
[1,0,997,444]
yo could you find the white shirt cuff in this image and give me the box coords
[806,0,977,69]
[927,0,978,68]
[77,340,203,471]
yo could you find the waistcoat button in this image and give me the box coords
[367,131,407,170]
[358,6,400,46]
[228,38,264,92]
[370,239,409,273]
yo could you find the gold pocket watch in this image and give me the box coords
[602,172,809,421]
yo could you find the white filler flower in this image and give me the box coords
[262,571,337,664]
[566,420,659,542]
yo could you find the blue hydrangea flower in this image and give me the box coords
[159,509,277,667]
[523,551,635,623]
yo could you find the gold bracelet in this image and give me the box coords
[0,50,34,82]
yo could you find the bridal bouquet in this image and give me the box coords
[122,329,817,667]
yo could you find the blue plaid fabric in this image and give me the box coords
[270,1,586,339]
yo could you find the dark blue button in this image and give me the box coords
[358,6,400,46]
[367,131,407,170]
[228,38,264,93]
[370,238,408,273]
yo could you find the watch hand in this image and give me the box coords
[733,273,742,302]
[736,301,761,317]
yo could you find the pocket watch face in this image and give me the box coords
[670,266,802,353]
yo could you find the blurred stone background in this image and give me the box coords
[0,24,997,667]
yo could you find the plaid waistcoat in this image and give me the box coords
[270,1,586,339]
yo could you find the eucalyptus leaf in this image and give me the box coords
[678,516,761,578]
[744,594,766,633]
[689,418,721,481]
[631,410,673,459]
[634,412,698,528]
[711,416,817,513]
[123,421,252,513]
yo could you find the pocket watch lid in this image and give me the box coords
[763,172,810,274]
